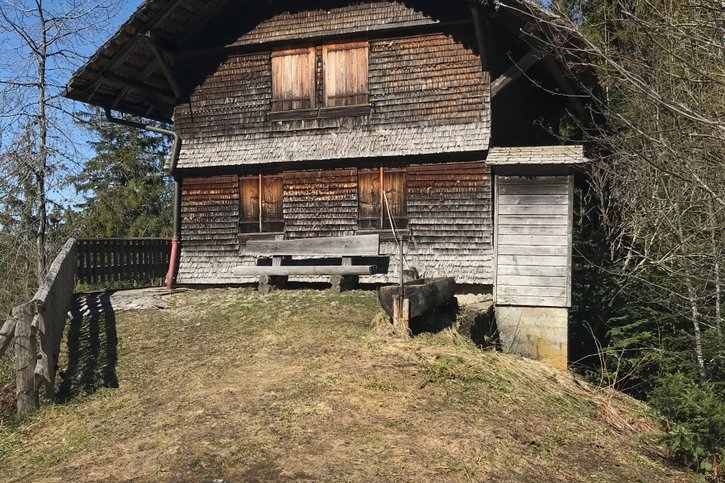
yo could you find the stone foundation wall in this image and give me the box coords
[495,306,568,370]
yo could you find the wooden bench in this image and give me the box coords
[233,234,380,293]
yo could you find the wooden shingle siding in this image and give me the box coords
[177,175,242,284]
[231,1,444,47]
[398,161,494,284]
[408,162,492,249]
[175,26,489,167]
[283,169,358,239]
[494,176,573,307]
[175,53,270,139]
[176,163,495,285]
[368,33,487,126]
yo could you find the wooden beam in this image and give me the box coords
[244,234,380,257]
[234,265,377,276]
[102,72,176,104]
[145,34,182,99]
[102,75,172,118]
[491,49,541,98]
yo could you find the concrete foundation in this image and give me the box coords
[495,306,568,370]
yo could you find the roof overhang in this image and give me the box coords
[64,0,593,124]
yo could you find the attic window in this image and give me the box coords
[270,42,369,118]
[322,42,369,107]
[271,48,316,111]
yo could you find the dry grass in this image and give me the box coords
[0,288,689,482]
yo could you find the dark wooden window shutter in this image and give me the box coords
[271,47,316,111]
[261,175,284,232]
[358,168,381,230]
[240,174,284,233]
[383,169,407,229]
[323,42,369,107]
[240,175,261,233]
[358,167,407,230]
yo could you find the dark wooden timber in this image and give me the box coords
[378,277,456,319]
[490,49,541,97]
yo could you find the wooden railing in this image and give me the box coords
[0,238,78,416]
[0,236,172,417]
[76,238,170,285]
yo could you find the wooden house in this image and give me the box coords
[65,0,591,368]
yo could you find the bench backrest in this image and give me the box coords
[244,234,380,257]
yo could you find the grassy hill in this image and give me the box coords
[0,288,688,482]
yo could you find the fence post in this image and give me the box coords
[14,302,39,417]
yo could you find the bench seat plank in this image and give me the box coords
[244,234,379,257]
[233,265,376,276]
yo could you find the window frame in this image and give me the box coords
[357,167,408,232]
[239,174,285,234]
[270,41,370,120]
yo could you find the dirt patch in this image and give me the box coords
[0,288,686,482]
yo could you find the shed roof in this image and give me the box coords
[486,145,587,166]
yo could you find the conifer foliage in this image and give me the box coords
[70,110,172,238]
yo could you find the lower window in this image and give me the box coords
[240,174,284,233]
[358,167,407,230]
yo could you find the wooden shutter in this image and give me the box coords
[261,175,284,232]
[358,169,381,230]
[323,42,369,107]
[271,48,316,111]
[383,169,407,229]
[240,176,260,233]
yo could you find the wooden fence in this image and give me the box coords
[0,238,78,416]
[0,237,172,417]
[76,238,170,285]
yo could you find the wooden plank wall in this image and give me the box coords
[494,175,573,307]
[177,175,243,284]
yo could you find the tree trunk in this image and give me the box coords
[685,277,706,379]
[35,0,48,286]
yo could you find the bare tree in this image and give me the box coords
[0,0,123,292]
[501,0,724,378]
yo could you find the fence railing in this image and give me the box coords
[1,238,78,416]
[76,238,170,285]
[0,236,172,417]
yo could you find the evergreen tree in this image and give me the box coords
[71,111,172,238]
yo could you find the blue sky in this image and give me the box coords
[0,0,149,210]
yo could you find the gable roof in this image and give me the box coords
[64,0,572,123]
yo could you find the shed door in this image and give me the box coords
[494,175,573,307]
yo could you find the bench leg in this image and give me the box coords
[329,275,359,293]
[258,275,288,294]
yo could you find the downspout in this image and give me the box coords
[104,108,182,289]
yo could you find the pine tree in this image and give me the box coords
[71,111,172,238]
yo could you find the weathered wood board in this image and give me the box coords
[233,265,376,276]
[244,234,380,257]
[494,175,573,308]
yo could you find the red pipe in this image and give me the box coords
[166,236,180,290]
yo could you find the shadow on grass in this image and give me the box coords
[57,292,119,403]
